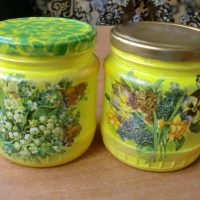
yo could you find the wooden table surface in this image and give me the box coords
[0,27,199,200]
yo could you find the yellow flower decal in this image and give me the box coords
[159,119,189,141]
[107,111,121,129]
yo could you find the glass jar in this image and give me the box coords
[101,22,200,172]
[0,17,99,167]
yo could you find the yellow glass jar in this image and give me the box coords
[0,17,99,167]
[101,22,200,172]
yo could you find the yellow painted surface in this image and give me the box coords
[0,51,99,167]
[101,47,200,172]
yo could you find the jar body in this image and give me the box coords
[0,52,99,167]
[101,47,200,172]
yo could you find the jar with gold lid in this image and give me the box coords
[0,17,99,167]
[101,22,200,172]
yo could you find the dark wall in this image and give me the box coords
[0,0,33,20]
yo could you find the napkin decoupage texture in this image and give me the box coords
[32,0,200,27]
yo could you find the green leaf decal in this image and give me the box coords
[168,90,186,121]
[174,137,185,151]
[189,121,200,133]
[32,107,59,119]
[105,93,110,101]
[152,111,158,151]
[0,88,6,107]
[153,79,164,93]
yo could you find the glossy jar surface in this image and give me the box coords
[101,22,200,172]
[0,17,99,167]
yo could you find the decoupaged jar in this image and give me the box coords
[0,17,99,167]
[101,22,200,172]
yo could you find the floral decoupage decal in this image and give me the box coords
[0,74,87,163]
[105,72,200,161]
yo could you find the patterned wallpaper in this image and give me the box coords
[0,0,199,27]
[32,0,200,27]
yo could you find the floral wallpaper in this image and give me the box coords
[31,0,200,28]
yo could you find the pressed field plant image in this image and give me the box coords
[0,74,87,163]
[105,72,200,161]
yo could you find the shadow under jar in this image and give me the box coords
[0,17,99,167]
[101,22,200,172]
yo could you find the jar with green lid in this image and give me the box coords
[101,22,200,172]
[0,17,99,167]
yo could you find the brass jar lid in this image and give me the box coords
[111,22,200,61]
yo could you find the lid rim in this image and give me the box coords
[111,22,200,61]
[112,31,200,51]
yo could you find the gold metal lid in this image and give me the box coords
[111,22,200,61]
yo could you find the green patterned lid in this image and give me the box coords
[0,17,96,57]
